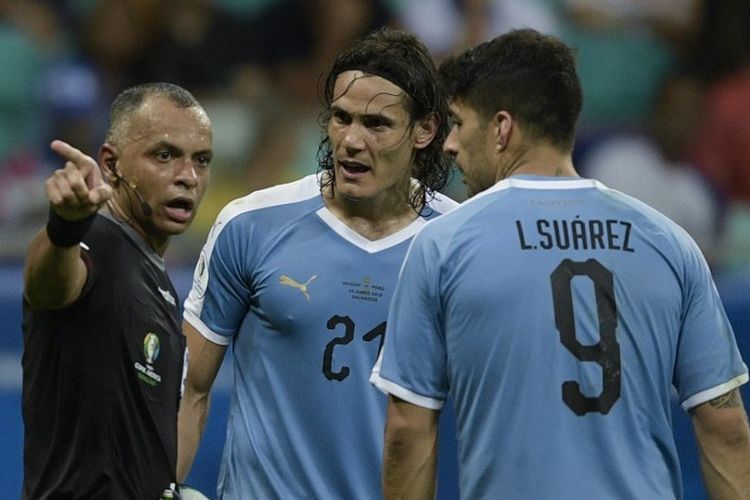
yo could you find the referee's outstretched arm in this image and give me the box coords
[23,140,112,310]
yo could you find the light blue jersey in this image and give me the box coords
[184,174,457,499]
[372,175,748,500]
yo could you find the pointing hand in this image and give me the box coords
[46,140,113,220]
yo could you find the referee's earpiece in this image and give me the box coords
[106,159,153,217]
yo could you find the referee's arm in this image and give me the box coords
[24,140,111,310]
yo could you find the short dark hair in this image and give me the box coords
[439,29,582,151]
[106,82,201,143]
[317,28,451,213]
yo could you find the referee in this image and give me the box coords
[21,83,212,499]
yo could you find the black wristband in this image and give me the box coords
[45,206,96,247]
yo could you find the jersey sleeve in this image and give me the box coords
[370,228,448,410]
[184,210,253,346]
[77,216,115,300]
[674,237,749,410]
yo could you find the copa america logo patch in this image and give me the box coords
[143,332,161,363]
[134,332,163,386]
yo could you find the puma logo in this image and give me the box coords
[279,274,317,300]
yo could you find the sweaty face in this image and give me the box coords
[327,71,430,207]
[111,96,213,245]
[444,100,497,197]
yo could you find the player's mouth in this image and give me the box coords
[339,159,371,178]
[164,196,195,223]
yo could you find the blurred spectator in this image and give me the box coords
[581,72,724,264]
[0,0,72,258]
[237,0,393,102]
[694,67,750,205]
[687,0,750,83]
[0,1,47,164]
[688,0,750,270]
[691,65,750,271]
[76,0,160,95]
[209,0,395,193]
[391,0,560,60]
[140,0,245,97]
[394,0,699,135]
[558,0,701,135]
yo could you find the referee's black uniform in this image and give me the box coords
[22,212,186,500]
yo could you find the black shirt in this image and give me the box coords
[22,213,186,500]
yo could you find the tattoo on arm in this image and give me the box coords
[708,390,742,409]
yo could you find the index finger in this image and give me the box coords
[50,139,104,188]
[50,140,97,173]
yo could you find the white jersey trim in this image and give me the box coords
[450,176,606,214]
[315,190,457,253]
[681,371,749,410]
[184,309,231,346]
[369,363,444,410]
[494,176,603,191]
[316,207,428,253]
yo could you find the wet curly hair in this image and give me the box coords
[316,28,452,214]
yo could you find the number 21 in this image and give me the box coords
[322,316,386,381]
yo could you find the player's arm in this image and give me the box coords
[24,140,112,310]
[690,388,750,498]
[382,395,440,500]
[177,320,227,482]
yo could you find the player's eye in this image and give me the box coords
[331,109,350,124]
[363,117,388,129]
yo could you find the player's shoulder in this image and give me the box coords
[217,175,322,224]
[416,179,511,236]
[582,178,708,269]
[595,180,695,238]
[206,177,320,240]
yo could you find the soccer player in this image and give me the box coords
[22,82,213,499]
[372,29,750,499]
[177,29,457,498]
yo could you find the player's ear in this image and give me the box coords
[413,112,439,150]
[491,110,513,152]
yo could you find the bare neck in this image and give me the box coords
[499,142,578,181]
[323,179,420,241]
